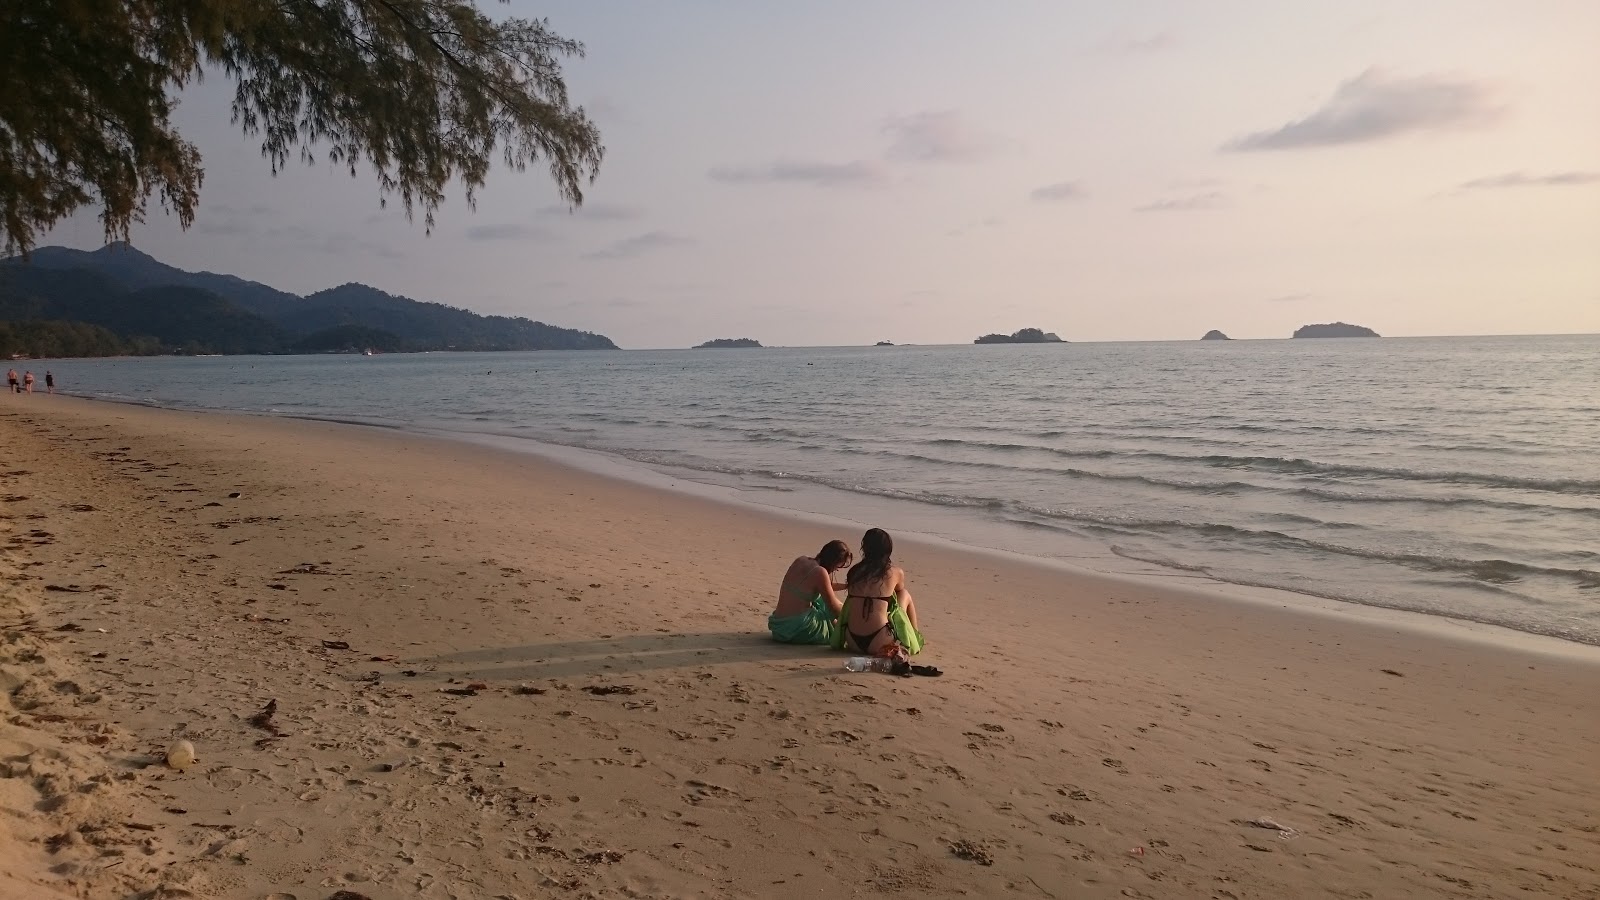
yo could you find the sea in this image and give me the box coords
[46,334,1600,646]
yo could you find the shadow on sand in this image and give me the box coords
[391,630,842,682]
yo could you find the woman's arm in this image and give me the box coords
[895,568,920,630]
[816,567,844,616]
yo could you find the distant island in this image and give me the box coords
[1201,330,1231,340]
[0,243,618,357]
[694,338,762,349]
[974,328,1064,345]
[1293,322,1380,338]
[875,340,894,346]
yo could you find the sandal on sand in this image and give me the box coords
[910,664,943,677]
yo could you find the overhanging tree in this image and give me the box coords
[0,0,603,254]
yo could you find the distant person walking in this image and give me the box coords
[22,371,34,394]
[5,368,16,393]
[45,371,54,394]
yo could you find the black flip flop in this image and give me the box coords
[910,664,943,677]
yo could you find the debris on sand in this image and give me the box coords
[948,838,994,866]
[582,684,639,696]
[247,699,279,733]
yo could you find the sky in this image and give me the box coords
[40,0,1600,347]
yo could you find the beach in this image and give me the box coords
[3,396,1598,899]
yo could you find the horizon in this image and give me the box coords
[35,1,1600,347]
[11,240,1597,349]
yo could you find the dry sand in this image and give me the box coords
[1,395,1597,900]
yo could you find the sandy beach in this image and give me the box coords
[2,395,1597,899]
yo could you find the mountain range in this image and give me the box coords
[0,244,617,356]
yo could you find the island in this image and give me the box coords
[974,328,1064,344]
[694,338,763,349]
[1,243,619,356]
[875,340,894,346]
[1292,322,1380,338]
[1201,330,1231,341]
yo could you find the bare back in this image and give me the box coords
[844,563,908,646]
[774,556,831,618]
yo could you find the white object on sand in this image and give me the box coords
[1246,816,1299,839]
[166,739,197,771]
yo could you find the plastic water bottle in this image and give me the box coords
[844,656,884,673]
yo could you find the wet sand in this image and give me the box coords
[2,395,1598,899]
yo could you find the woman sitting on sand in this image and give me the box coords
[833,528,923,657]
[768,540,853,645]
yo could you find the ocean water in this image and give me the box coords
[45,335,1600,645]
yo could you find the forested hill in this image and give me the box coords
[0,243,618,355]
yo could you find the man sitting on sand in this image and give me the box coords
[769,540,852,645]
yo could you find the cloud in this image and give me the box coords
[315,232,403,260]
[1225,69,1503,151]
[465,223,555,241]
[946,217,1004,238]
[1107,33,1174,54]
[1266,292,1315,303]
[195,220,257,237]
[585,95,622,119]
[557,296,648,310]
[195,201,278,236]
[1459,171,1600,190]
[1135,191,1226,212]
[1031,181,1087,202]
[537,202,643,221]
[222,223,399,259]
[586,231,694,260]
[206,202,277,217]
[708,160,889,189]
[883,110,995,163]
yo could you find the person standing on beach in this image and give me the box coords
[44,371,54,394]
[769,540,853,645]
[5,368,16,393]
[22,371,34,394]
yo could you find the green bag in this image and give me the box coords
[768,593,836,646]
[831,595,923,656]
[889,596,923,656]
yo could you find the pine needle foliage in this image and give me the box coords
[0,0,603,254]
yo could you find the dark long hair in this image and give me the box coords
[846,528,893,588]
[816,540,852,570]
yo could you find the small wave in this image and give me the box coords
[1105,546,1600,646]
[912,438,1600,496]
[1190,454,1600,495]
[1015,510,1600,588]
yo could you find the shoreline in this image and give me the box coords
[70,387,1600,660]
[43,338,1600,656]
[445,425,1600,663]
[2,396,1598,898]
